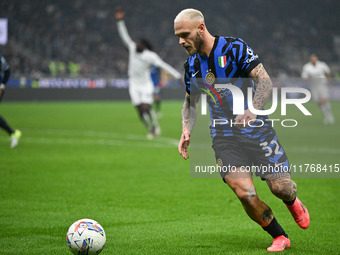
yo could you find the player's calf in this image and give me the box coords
[225,175,273,226]
[266,174,310,229]
[265,173,297,201]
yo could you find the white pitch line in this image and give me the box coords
[5,136,176,148]
[3,129,338,154]
[289,146,340,155]
[24,128,179,146]
[0,128,179,148]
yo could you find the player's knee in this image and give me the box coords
[320,98,327,105]
[291,180,297,197]
[140,103,151,112]
[267,179,297,201]
[135,106,144,118]
[228,182,258,205]
[238,189,258,206]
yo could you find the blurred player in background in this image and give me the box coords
[115,7,181,139]
[0,54,21,148]
[302,53,335,124]
[175,9,310,252]
[150,66,163,118]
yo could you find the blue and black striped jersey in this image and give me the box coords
[184,36,273,138]
[0,54,10,86]
[0,54,9,73]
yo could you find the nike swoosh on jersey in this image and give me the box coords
[192,70,200,77]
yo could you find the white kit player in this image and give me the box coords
[302,53,335,124]
[115,7,181,139]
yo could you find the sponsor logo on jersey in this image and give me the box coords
[246,47,259,64]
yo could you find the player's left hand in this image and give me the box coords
[234,108,257,128]
[115,7,124,20]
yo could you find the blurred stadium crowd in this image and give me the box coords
[0,0,339,79]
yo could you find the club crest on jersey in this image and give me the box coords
[218,55,227,68]
[205,71,215,85]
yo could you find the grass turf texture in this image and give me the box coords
[0,100,339,254]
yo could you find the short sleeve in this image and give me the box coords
[301,65,309,79]
[322,62,330,74]
[233,39,261,76]
[0,56,9,72]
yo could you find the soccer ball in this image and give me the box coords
[66,219,106,255]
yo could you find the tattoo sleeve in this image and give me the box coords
[248,63,273,110]
[181,92,199,133]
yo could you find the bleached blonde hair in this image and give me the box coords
[174,8,205,24]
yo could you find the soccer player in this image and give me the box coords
[302,53,335,124]
[151,66,162,118]
[0,54,21,148]
[115,8,181,139]
[174,9,310,252]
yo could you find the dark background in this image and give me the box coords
[1,0,339,79]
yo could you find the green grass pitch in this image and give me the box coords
[0,100,339,254]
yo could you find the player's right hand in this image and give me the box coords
[234,108,256,129]
[115,7,124,20]
[178,131,190,160]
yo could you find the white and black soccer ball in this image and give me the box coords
[66,219,106,255]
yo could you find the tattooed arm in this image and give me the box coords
[249,63,273,110]
[181,92,199,133]
[178,92,200,159]
[234,63,272,128]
